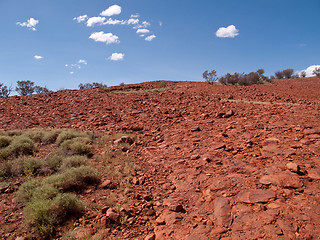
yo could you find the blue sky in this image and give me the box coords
[0,0,319,90]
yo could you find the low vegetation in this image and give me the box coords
[16,80,50,96]
[0,128,139,239]
[78,82,107,89]
[313,67,320,77]
[101,82,171,93]
[0,83,12,97]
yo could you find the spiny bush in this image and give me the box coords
[24,198,56,238]
[0,136,12,148]
[56,130,87,146]
[60,137,93,156]
[44,166,100,191]
[17,179,42,204]
[44,152,64,172]
[50,193,83,221]
[9,136,35,156]
[24,193,83,238]
[24,129,45,143]
[15,157,43,176]
[0,136,35,160]
[0,161,14,178]
[59,155,87,172]
[4,130,23,137]
[42,129,62,144]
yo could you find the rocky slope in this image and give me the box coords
[1,78,320,239]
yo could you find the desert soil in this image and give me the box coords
[1,78,320,239]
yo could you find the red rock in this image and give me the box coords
[238,190,276,203]
[286,162,300,173]
[210,227,228,235]
[308,168,320,180]
[106,208,120,223]
[191,126,201,132]
[145,233,156,240]
[169,204,185,212]
[214,197,232,227]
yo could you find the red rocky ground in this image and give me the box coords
[1,78,320,239]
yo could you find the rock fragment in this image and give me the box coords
[238,190,276,203]
[214,197,232,227]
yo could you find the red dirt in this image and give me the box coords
[1,78,320,239]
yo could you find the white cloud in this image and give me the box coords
[216,25,239,38]
[133,20,151,29]
[34,55,43,60]
[17,18,39,31]
[130,14,140,18]
[145,35,156,41]
[87,17,106,27]
[100,5,121,17]
[89,31,120,44]
[65,59,87,74]
[159,21,163,27]
[103,18,125,25]
[136,28,149,34]
[73,15,88,23]
[78,59,87,65]
[127,18,139,25]
[108,53,124,61]
[296,65,320,77]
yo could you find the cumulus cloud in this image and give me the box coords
[89,31,120,44]
[136,28,149,34]
[34,55,43,60]
[17,18,39,31]
[133,20,151,29]
[108,53,125,61]
[127,18,139,25]
[87,17,106,27]
[145,35,156,41]
[216,25,239,38]
[78,59,87,65]
[296,65,320,77]
[73,15,88,23]
[131,14,140,18]
[100,5,121,17]
[103,18,126,25]
[65,59,87,74]
[159,21,163,27]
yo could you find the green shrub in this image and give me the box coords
[16,157,43,176]
[44,152,64,171]
[44,166,100,191]
[24,198,55,238]
[0,136,12,148]
[42,129,62,144]
[24,193,83,238]
[17,179,42,204]
[5,130,23,137]
[31,184,59,201]
[6,136,35,158]
[24,129,45,143]
[56,130,86,146]
[60,137,93,156]
[59,155,87,172]
[50,193,83,221]
[0,161,13,178]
